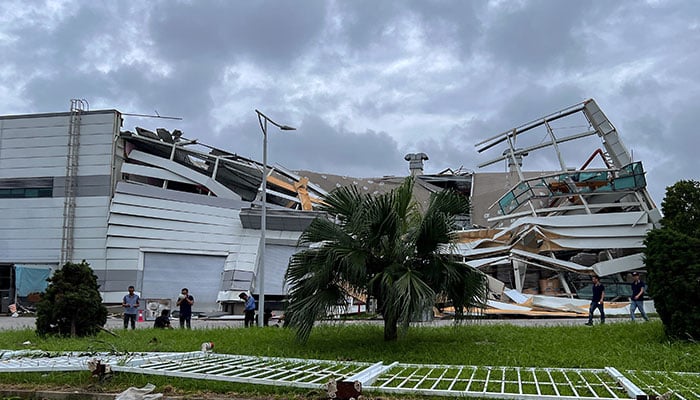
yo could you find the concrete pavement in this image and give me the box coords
[0,314,634,331]
[0,315,250,330]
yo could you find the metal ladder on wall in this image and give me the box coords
[60,99,88,266]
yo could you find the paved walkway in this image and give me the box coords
[0,314,634,331]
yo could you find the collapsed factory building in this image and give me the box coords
[0,99,659,318]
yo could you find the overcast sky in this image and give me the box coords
[1,0,698,204]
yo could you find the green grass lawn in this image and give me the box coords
[0,320,697,398]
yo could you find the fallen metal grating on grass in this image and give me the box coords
[111,352,376,389]
[367,363,640,399]
[625,370,700,400]
[1,350,699,399]
[0,350,180,372]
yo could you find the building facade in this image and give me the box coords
[0,107,319,314]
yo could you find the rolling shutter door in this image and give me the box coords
[142,252,225,313]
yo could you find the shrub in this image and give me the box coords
[644,180,700,341]
[644,229,700,340]
[35,260,108,337]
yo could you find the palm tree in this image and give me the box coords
[284,176,486,342]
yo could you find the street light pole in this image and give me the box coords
[255,109,295,327]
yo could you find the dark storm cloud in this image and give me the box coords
[205,111,405,179]
[273,114,405,178]
[148,1,325,67]
[482,1,591,72]
[332,1,404,49]
[23,73,113,112]
[411,126,476,174]
[0,3,164,113]
[492,85,587,133]
[335,0,481,55]
[1,0,699,205]
[648,95,700,198]
[408,82,590,176]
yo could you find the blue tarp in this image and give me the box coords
[15,265,54,296]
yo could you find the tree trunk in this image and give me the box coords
[383,314,398,341]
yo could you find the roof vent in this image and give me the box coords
[404,153,429,176]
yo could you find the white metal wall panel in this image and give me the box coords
[109,203,236,225]
[142,252,225,313]
[107,225,238,244]
[108,237,231,252]
[3,227,107,240]
[549,237,643,249]
[0,154,111,170]
[1,143,113,159]
[106,185,250,302]
[254,245,299,296]
[0,197,110,218]
[112,193,241,220]
[0,197,109,263]
[0,111,116,270]
[127,150,240,200]
[121,163,197,185]
[0,112,117,178]
[1,130,114,148]
[504,211,648,230]
[108,215,237,236]
[539,225,652,238]
[106,248,140,261]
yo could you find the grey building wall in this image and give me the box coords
[0,111,120,272]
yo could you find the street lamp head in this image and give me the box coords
[255,109,296,132]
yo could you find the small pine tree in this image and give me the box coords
[36,260,108,337]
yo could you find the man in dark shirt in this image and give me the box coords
[630,272,650,321]
[176,288,195,329]
[154,309,172,329]
[586,276,605,326]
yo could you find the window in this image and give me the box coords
[0,178,53,198]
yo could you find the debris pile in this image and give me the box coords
[455,99,659,317]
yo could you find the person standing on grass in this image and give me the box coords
[176,288,194,329]
[122,285,140,330]
[630,272,650,321]
[239,292,256,327]
[586,276,605,326]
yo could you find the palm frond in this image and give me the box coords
[447,267,488,318]
[392,177,415,220]
[298,217,348,246]
[415,213,452,256]
[391,269,435,325]
[285,284,346,343]
[414,188,468,256]
[318,185,365,217]
[426,188,470,216]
